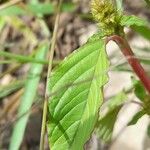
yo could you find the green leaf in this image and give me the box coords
[96,91,127,142]
[133,79,147,101]
[0,2,75,16]
[132,25,150,40]
[47,36,109,150]
[147,123,150,138]
[128,110,146,126]
[121,15,150,40]
[107,92,127,109]
[9,42,49,150]
[96,106,122,142]
[120,15,147,27]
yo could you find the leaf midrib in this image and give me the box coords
[69,43,104,148]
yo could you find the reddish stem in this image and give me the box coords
[107,35,150,94]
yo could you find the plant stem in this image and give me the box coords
[107,35,150,94]
[39,0,63,150]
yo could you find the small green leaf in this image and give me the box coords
[128,110,146,126]
[47,35,109,150]
[96,91,127,142]
[134,80,147,101]
[107,92,127,109]
[96,106,122,142]
[120,15,147,27]
[132,25,150,40]
[147,123,150,138]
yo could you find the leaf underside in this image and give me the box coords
[47,37,109,150]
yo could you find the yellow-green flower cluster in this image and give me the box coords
[91,0,122,35]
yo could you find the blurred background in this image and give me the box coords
[0,0,150,149]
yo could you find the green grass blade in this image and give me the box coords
[0,80,25,99]
[0,50,48,64]
[9,42,49,150]
[0,2,76,16]
[47,36,109,150]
